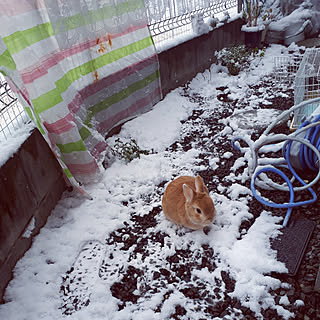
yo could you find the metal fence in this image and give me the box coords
[0,76,30,142]
[273,54,303,85]
[145,0,238,45]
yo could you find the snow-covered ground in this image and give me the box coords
[0,43,305,320]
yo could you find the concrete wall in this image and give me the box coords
[158,18,245,96]
[0,128,67,302]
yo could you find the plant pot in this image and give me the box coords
[242,25,265,49]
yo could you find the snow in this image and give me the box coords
[22,217,36,238]
[0,43,303,320]
[279,295,290,306]
[115,92,194,152]
[241,25,265,32]
[0,122,35,167]
[226,213,287,312]
[209,157,219,169]
[294,299,305,307]
[269,5,313,32]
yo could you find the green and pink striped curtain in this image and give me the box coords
[0,0,162,185]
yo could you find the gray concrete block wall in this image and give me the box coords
[158,18,245,96]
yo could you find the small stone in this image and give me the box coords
[287,288,295,296]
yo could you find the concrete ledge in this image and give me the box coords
[0,128,67,302]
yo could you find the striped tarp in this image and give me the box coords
[0,0,162,184]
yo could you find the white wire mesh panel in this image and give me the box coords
[293,48,320,129]
[273,54,303,85]
[0,77,30,142]
[145,0,237,45]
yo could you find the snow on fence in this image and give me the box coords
[145,0,238,44]
[0,77,30,142]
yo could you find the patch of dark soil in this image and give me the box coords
[261,89,294,111]
[181,108,205,123]
[110,266,143,310]
[104,202,224,311]
[131,206,159,229]
[170,304,187,319]
[216,86,228,91]
[221,270,236,293]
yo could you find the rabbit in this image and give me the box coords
[162,175,216,230]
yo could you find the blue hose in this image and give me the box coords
[250,167,294,227]
[251,164,317,227]
[232,97,320,227]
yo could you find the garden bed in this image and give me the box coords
[1,44,319,320]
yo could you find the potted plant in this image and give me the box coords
[241,0,273,48]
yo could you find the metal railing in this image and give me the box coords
[0,76,30,142]
[145,0,238,44]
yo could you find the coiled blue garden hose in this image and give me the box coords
[232,97,320,227]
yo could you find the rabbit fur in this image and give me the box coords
[162,175,216,230]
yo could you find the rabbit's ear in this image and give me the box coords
[195,175,205,193]
[183,184,194,203]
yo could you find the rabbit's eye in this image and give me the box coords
[196,208,202,214]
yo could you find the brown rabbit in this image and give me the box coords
[162,175,216,230]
